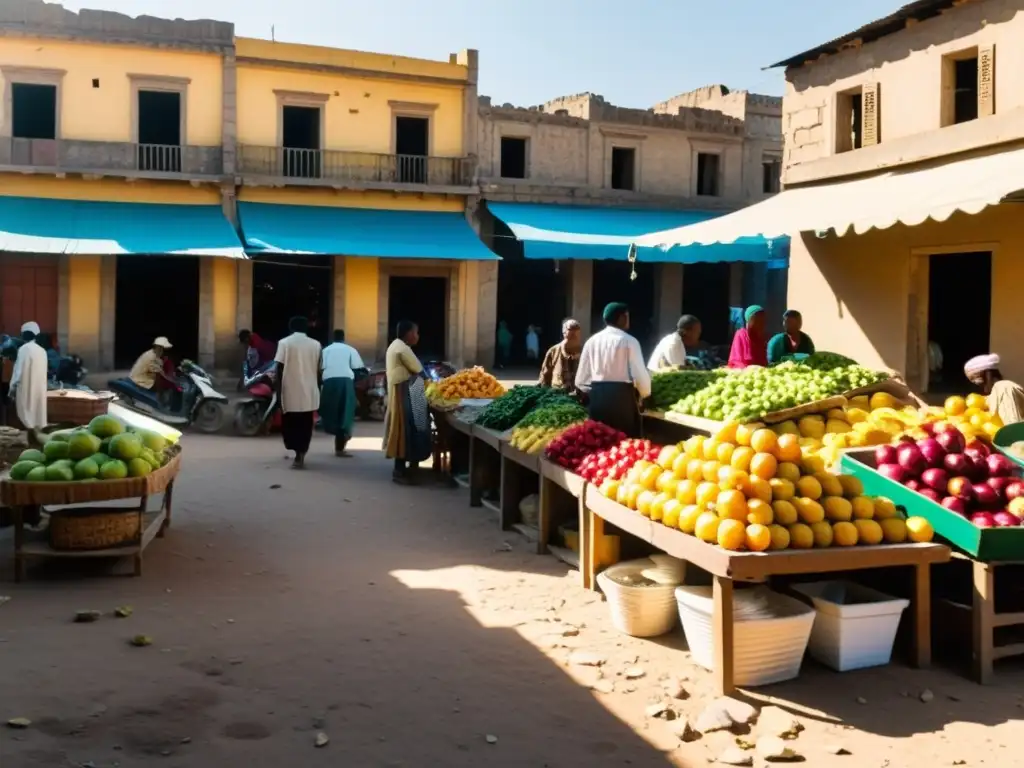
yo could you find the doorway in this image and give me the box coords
[682,262,731,345]
[115,256,199,367]
[395,116,428,183]
[137,90,181,172]
[282,105,321,178]
[591,260,655,356]
[252,256,332,346]
[388,276,447,359]
[926,251,991,393]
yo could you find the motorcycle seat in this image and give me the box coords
[107,377,162,409]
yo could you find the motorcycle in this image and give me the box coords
[356,360,456,422]
[233,363,281,436]
[108,359,228,433]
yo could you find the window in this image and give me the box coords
[11,83,57,140]
[610,147,636,190]
[137,90,182,172]
[696,153,721,196]
[835,83,879,153]
[281,105,322,178]
[942,46,995,126]
[500,136,527,179]
[395,116,429,184]
[762,157,781,194]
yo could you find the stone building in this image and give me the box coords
[473,86,786,358]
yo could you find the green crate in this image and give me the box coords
[840,448,1024,562]
[993,423,1024,472]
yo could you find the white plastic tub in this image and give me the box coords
[791,581,909,672]
[675,586,815,687]
[598,559,680,638]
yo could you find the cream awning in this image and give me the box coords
[633,145,1024,248]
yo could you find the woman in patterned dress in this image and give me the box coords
[382,320,432,484]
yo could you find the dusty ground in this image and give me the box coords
[2,423,1024,768]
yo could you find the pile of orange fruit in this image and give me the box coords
[432,367,506,401]
[601,420,934,552]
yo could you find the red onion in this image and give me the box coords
[917,438,946,468]
[987,454,1015,478]
[941,497,967,515]
[974,484,1002,509]
[875,445,899,466]
[919,488,942,503]
[936,429,966,455]
[965,440,991,459]
[943,453,969,476]
[971,511,997,528]
[993,511,1021,528]
[947,476,974,502]
[878,463,906,484]
[921,468,949,492]
[897,443,927,478]
[1006,481,1024,501]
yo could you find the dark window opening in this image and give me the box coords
[114,256,199,367]
[954,57,979,124]
[697,153,721,196]
[137,90,182,172]
[682,262,731,346]
[762,159,781,194]
[836,91,864,153]
[500,136,527,179]
[388,276,447,359]
[591,260,655,353]
[11,83,57,140]
[252,256,332,347]
[610,147,635,191]
[395,116,429,184]
[927,251,990,393]
[850,93,863,150]
[282,105,322,179]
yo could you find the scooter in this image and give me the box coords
[356,360,456,421]
[233,363,280,436]
[108,359,228,433]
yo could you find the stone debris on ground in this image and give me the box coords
[756,735,800,761]
[113,606,133,618]
[624,666,646,679]
[485,734,498,744]
[591,679,615,694]
[6,718,31,729]
[314,732,329,748]
[717,746,754,766]
[824,744,851,755]
[670,717,699,743]
[919,688,935,703]
[645,701,676,720]
[129,635,153,647]
[695,698,745,734]
[74,610,102,623]
[568,651,605,667]
[756,706,803,739]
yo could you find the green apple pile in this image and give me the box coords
[649,370,727,411]
[8,414,172,483]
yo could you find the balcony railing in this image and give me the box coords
[0,137,223,176]
[237,145,473,187]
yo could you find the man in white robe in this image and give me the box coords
[10,321,48,430]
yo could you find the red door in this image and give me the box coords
[0,256,59,337]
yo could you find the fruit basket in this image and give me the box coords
[46,390,115,425]
[597,558,681,638]
[992,423,1024,471]
[48,506,142,551]
[840,448,1024,561]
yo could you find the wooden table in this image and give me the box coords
[538,459,587,574]
[435,409,472,485]
[643,411,721,443]
[469,425,504,513]
[499,442,542,543]
[584,490,951,694]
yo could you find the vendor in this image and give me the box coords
[538,318,582,392]
[766,309,815,364]
[647,315,692,370]
[575,302,651,437]
[727,305,769,369]
[965,354,1024,426]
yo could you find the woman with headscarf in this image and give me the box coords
[964,354,1024,426]
[383,320,432,484]
[538,318,582,392]
[766,309,815,364]
[574,302,650,436]
[727,305,769,369]
[274,316,323,469]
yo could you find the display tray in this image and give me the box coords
[844,376,925,408]
[761,396,848,425]
[539,459,586,497]
[20,509,166,559]
[501,443,540,472]
[445,414,474,436]
[647,411,722,435]
[0,446,182,507]
[840,448,1024,562]
[472,426,507,450]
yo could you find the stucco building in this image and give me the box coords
[474,87,786,357]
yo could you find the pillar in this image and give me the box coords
[236,259,253,334]
[653,263,683,336]
[331,256,345,333]
[728,262,745,308]
[477,260,498,366]
[222,52,238,176]
[569,260,593,339]
[458,49,479,182]
[197,258,215,369]
[99,255,116,370]
[57,254,70,356]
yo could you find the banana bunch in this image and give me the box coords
[510,424,572,455]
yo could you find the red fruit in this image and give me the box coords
[993,511,1021,528]
[875,445,899,466]
[971,511,997,528]
[941,497,967,515]
[919,488,942,503]
[1007,481,1024,501]
[936,429,966,455]
[921,468,949,492]
[973,484,1002,509]
[947,476,973,501]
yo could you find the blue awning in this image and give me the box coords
[238,202,499,260]
[486,202,786,263]
[0,196,245,257]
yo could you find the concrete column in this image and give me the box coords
[653,263,683,336]
[197,258,215,369]
[569,260,593,339]
[457,49,479,182]
[331,256,345,334]
[236,259,253,333]
[221,52,238,176]
[728,262,745,308]
[99,255,116,371]
[56,254,70,355]
[477,260,498,367]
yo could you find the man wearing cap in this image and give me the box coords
[130,337,176,401]
[538,318,582,392]
[727,305,769,369]
[9,321,48,430]
[575,302,651,436]
[964,354,1024,426]
[648,315,700,370]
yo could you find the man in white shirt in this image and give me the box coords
[9,321,48,432]
[575,302,651,437]
[274,316,323,469]
[648,315,701,370]
[320,328,365,457]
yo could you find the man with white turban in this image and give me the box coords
[9,321,48,430]
[964,353,1024,427]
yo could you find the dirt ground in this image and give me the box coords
[2,423,1024,768]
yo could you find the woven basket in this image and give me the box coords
[46,391,114,425]
[598,559,681,638]
[48,507,141,551]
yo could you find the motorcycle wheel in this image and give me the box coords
[193,399,226,433]
[233,401,265,437]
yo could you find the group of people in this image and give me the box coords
[496,321,541,368]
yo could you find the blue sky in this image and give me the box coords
[65,0,900,106]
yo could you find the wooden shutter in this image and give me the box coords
[978,44,995,117]
[861,82,880,146]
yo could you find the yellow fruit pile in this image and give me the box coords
[433,367,506,400]
[602,422,934,551]
[510,425,573,454]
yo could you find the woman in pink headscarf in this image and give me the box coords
[728,305,769,369]
[964,353,1024,426]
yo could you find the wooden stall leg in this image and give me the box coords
[468,438,482,508]
[972,560,995,685]
[498,457,521,531]
[159,481,174,537]
[537,476,553,556]
[133,495,148,577]
[713,575,736,696]
[912,562,932,668]
[12,505,25,583]
[582,491,600,591]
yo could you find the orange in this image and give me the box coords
[684,435,705,459]
[793,497,825,525]
[837,475,864,498]
[745,523,772,552]
[716,442,736,465]
[735,422,765,447]
[966,393,987,410]
[640,465,661,491]
[636,490,657,518]
[768,478,795,501]
[854,519,884,545]
[679,504,703,534]
[810,521,834,548]
[671,452,690,479]
[788,523,814,549]
[696,481,719,509]
[749,453,778,481]
[750,428,778,455]
[650,492,672,522]
[905,516,934,543]
[656,470,677,493]
[746,498,774,526]
[686,458,705,483]
[702,438,721,461]
[717,519,747,551]
[768,524,791,550]
[715,420,740,444]
[873,497,898,520]
[775,433,802,462]
[716,490,749,522]
[880,517,908,543]
[744,475,773,504]
[815,472,844,497]
[823,496,853,522]
[772,499,798,526]
[776,461,801,483]
[944,395,967,416]
[730,446,756,472]
[702,460,723,483]
[795,475,823,500]
[695,512,722,542]
[718,467,748,491]
[662,499,682,529]
[657,444,681,470]
[850,497,875,520]
[675,479,698,505]
[833,521,859,547]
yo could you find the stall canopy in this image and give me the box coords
[0,196,245,257]
[486,201,784,262]
[633,145,1024,249]
[238,202,499,260]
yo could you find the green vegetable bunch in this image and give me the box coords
[649,369,728,411]
[516,402,587,429]
[476,386,575,431]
